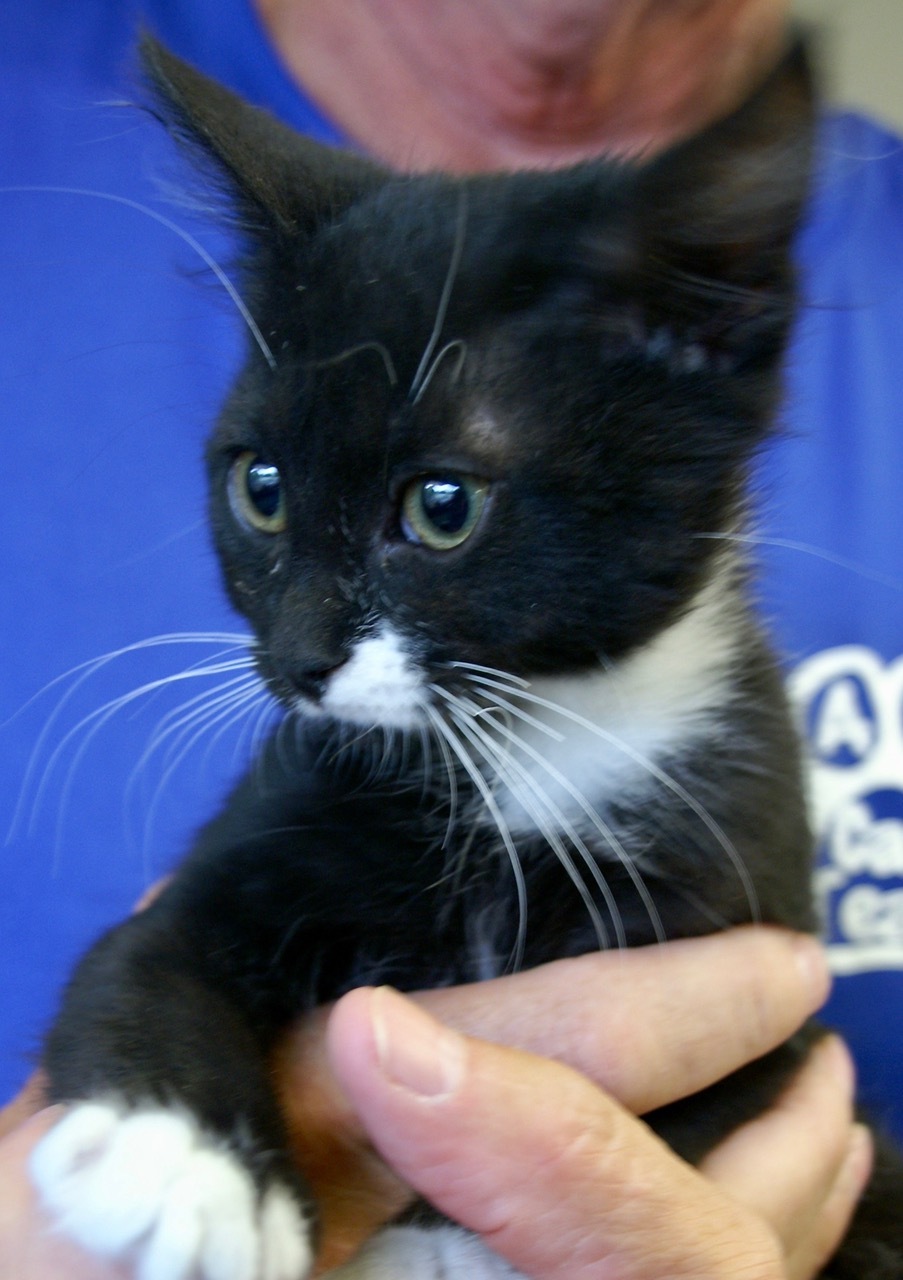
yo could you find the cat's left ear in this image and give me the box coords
[633,38,815,291]
[139,34,389,238]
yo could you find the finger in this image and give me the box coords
[279,928,828,1124]
[700,1036,857,1251]
[0,1107,129,1279]
[273,1008,412,1272]
[132,877,171,912]
[0,1072,47,1141]
[411,926,830,1113]
[327,986,782,1280]
[785,1124,873,1280]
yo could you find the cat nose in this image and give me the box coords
[290,661,346,704]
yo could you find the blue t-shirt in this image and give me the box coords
[2,0,902,1138]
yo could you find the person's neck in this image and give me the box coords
[254,0,788,171]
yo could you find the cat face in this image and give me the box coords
[145,37,813,729]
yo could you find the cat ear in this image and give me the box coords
[633,38,814,296]
[139,34,389,238]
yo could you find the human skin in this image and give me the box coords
[0,930,872,1277]
[253,0,792,169]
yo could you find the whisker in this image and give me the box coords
[243,694,284,773]
[449,660,531,690]
[416,719,434,804]
[308,341,398,387]
[4,632,253,734]
[695,530,903,592]
[445,702,613,951]
[463,673,760,925]
[464,687,565,743]
[45,664,257,862]
[409,186,468,399]
[439,683,632,944]
[7,633,255,844]
[411,339,467,407]
[425,704,527,971]
[193,684,269,777]
[1,186,277,372]
[428,708,459,849]
[444,684,643,946]
[127,674,262,805]
[137,683,268,864]
[130,673,259,778]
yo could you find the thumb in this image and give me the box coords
[326,986,778,1280]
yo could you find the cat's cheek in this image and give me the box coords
[29,1101,314,1280]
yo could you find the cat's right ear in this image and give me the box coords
[139,34,389,239]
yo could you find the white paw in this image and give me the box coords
[30,1101,313,1280]
[324,1225,524,1279]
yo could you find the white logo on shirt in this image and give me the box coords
[788,646,903,974]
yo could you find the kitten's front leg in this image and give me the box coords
[30,900,317,1280]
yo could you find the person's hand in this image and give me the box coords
[0,928,870,1279]
[325,983,871,1280]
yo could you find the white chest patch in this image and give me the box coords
[487,560,741,833]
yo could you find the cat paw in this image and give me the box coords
[30,1101,313,1280]
[324,1225,523,1279]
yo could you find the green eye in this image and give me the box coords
[401,474,489,551]
[229,451,287,534]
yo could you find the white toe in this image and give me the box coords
[31,1102,314,1280]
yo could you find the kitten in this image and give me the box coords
[28,36,903,1280]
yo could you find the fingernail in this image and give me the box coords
[370,987,465,1099]
[791,934,832,1007]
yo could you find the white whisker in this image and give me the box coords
[425,704,527,971]
[463,673,760,925]
[130,673,260,782]
[411,339,467,407]
[463,687,565,742]
[7,633,255,845]
[444,702,613,951]
[695,530,903,592]
[450,660,531,690]
[429,708,459,849]
[129,674,262,801]
[416,719,434,804]
[41,660,256,833]
[409,187,468,399]
[456,680,660,938]
[1,186,277,371]
[137,683,268,864]
[444,683,653,946]
[439,683,635,944]
[309,341,398,387]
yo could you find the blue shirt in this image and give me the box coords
[2,0,902,1137]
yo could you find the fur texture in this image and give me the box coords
[32,37,903,1279]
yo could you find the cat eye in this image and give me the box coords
[400,474,489,551]
[228,451,287,534]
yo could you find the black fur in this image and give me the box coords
[41,36,903,1277]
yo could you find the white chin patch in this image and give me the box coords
[302,625,426,730]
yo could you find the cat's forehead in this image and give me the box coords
[296,167,622,332]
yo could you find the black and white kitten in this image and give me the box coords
[29,37,903,1280]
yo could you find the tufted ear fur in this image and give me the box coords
[139,33,389,240]
[628,40,814,333]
